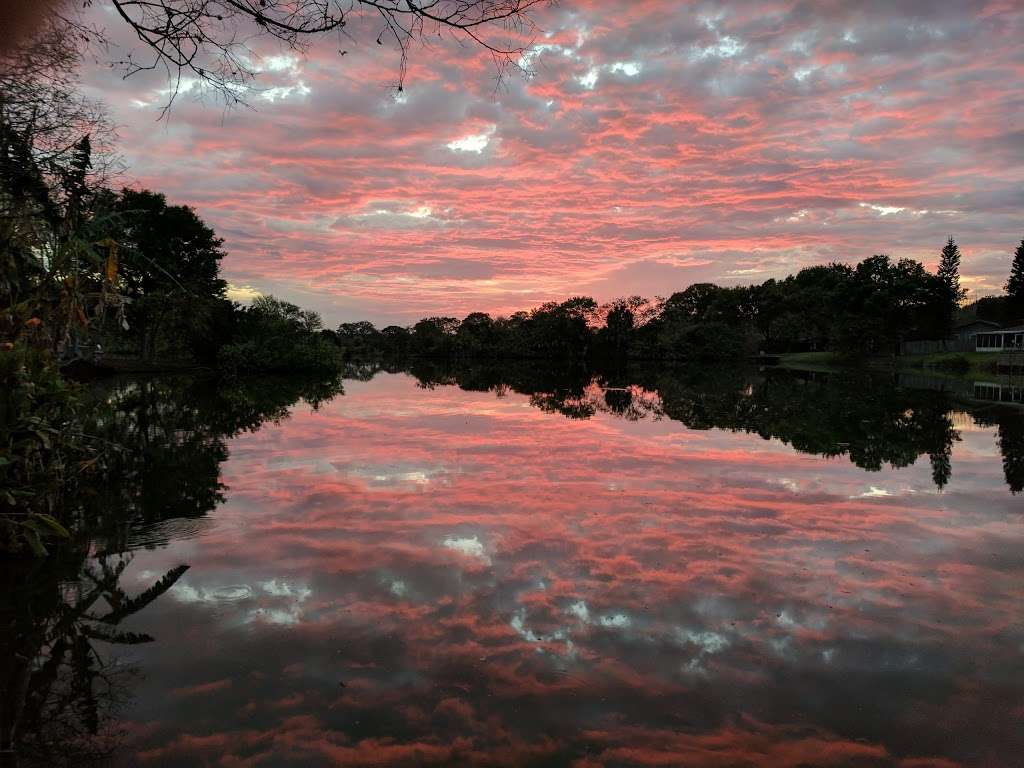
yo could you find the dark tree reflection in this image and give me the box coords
[0,374,345,765]
[386,359,1024,492]
[997,418,1024,494]
[0,552,188,767]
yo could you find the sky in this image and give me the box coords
[78,0,1024,327]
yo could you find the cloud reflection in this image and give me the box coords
[113,373,1023,766]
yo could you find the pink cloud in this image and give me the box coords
[77,2,1024,324]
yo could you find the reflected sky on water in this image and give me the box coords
[7,369,1024,767]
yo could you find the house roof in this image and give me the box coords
[953,318,1000,329]
[977,324,1024,334]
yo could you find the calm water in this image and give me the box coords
[4,366,1023,767]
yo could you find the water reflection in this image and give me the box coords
[0,552,188,767]
[402,360,1022,493]
[0,374,345,766]
[3,366,1023,766]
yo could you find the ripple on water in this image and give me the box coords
[127,517,215,549]
[208,585,253,601]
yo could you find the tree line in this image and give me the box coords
[336,241,1024,363]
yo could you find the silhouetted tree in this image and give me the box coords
[1006,239,1024,306]
[832,256,948,357]
[0,18,117,192]
[937,237,967,321]
[600,299,637,356]
[218,295,340,374]
[412,316,460,356]
[456,312,497,357]
[337,321,381,356]
[661,283,722,324]
[380,325,412,356]
[113,189,227,359]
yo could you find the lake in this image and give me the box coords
[4,365,1023,767]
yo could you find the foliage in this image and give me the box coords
[972,295,1016,326]
[3,79,338,555]
[657,320,747,361]
[105,189,227,361]
[0,344,105,554]
[218,295,342,375]
[1007,239,1024,305]
[341,254,962,364]
[937,236,967,308]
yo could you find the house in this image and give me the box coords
[951,318,1000,342]
[975,324,1024,352]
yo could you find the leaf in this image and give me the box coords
[31,513,70,538]
[24,529,48,557]
[78,457,100,471]
[97,237,119,282]
[99,564,190,624]
[82,626,154,644]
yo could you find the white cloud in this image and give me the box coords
[259,81,311,102]
[609,61,642,77]
[341,204,452,230]
[677,629,729,654]
[165,577,311,626]
[226,283,264,303]
[578,66,600,90]
[447,125,496,153]
[259,54,300,73]
[859,202,906,216]
[693,35,745,60]
[567,600,590,623]
[442,535,490,563]
[851,486,893,498]
[259,579,312,601]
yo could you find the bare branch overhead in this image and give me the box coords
[97,0,551,105]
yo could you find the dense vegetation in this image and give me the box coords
[0,28,341,551]
[338,247,1024,364]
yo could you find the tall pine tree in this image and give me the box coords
[1006,239,1024,303]
[937,236,967,306]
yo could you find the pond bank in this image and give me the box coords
[774,351,1024,407]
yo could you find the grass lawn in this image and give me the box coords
[776,351,841,368]
[775,350,1004,379]
[897,350,999,376]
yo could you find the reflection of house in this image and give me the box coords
[974,381,1024,404]
[953,318,1000,342]
[975,325,1024,352]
